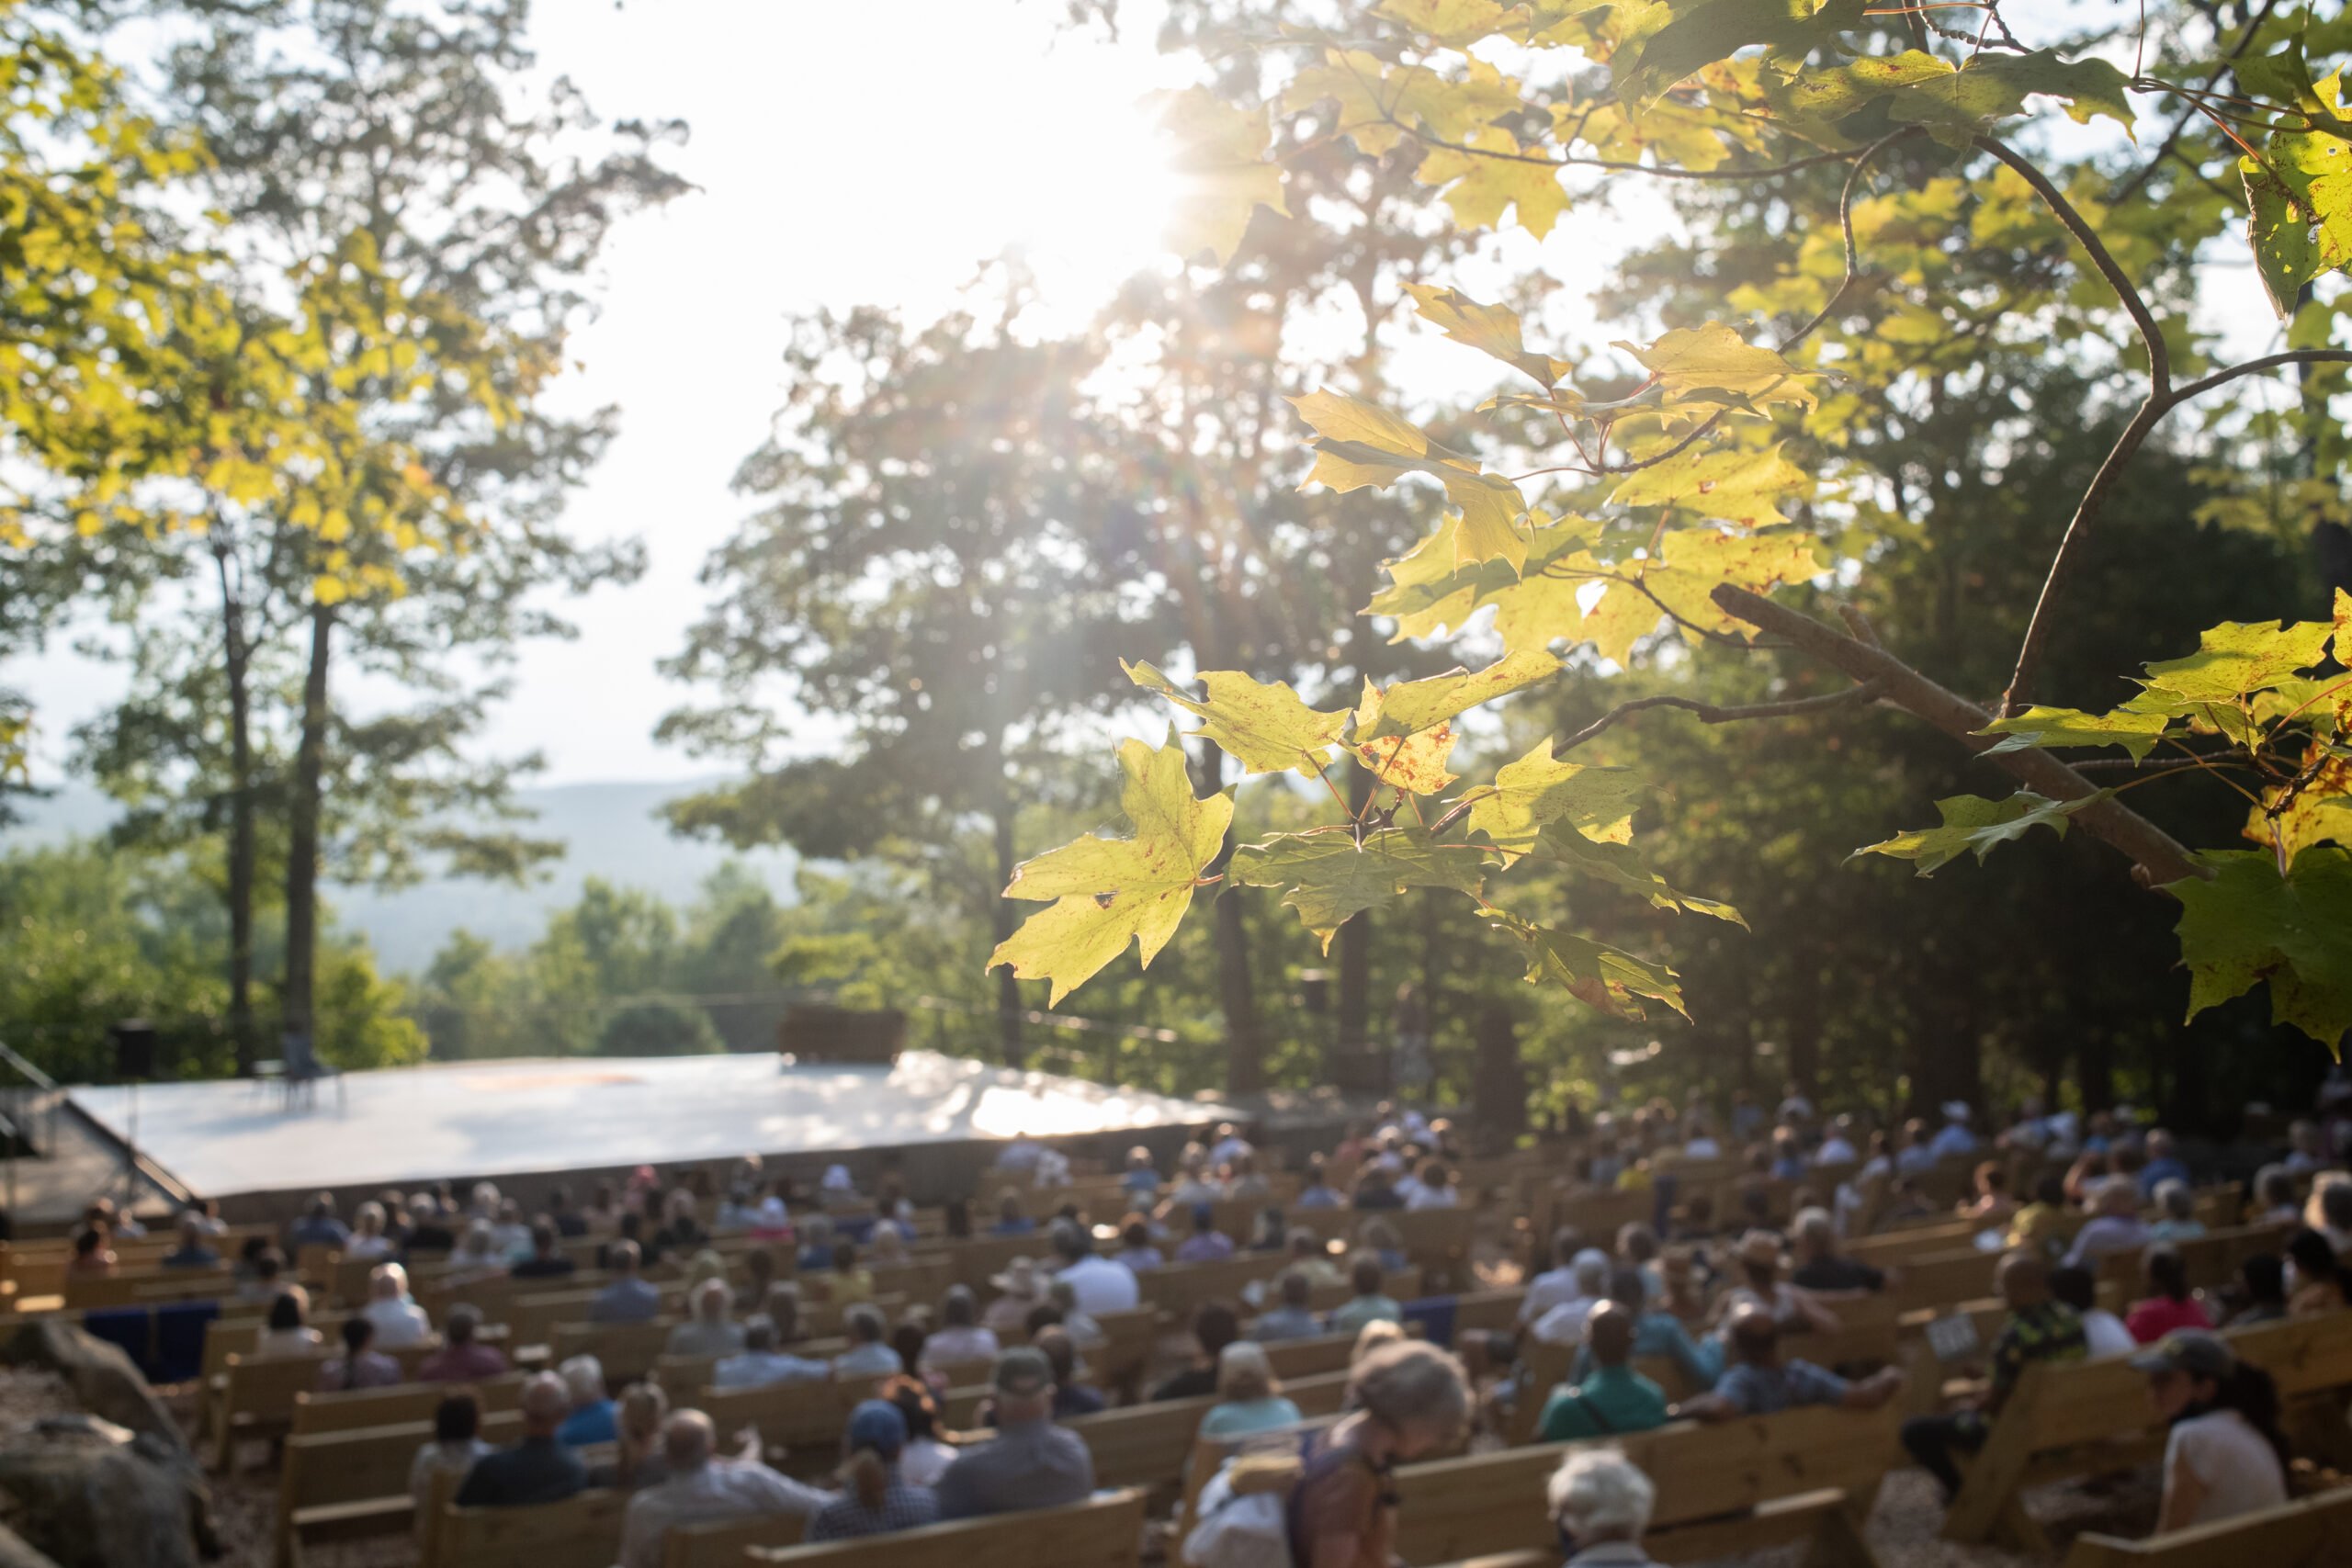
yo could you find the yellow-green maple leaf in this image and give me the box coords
[1404,282,1569,388]
[1150,87,1289,266]
[1414,128,1568,238]
[1468,736,1649,861]
[1608,443,1811,526]
[1124,660,1347,777]
[1291,388,1530,569]
[988,730,1234,1003]
[1620,321,1815,409]
[1227,827,1496,952]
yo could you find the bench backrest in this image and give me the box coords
[744,1486,1147,1568]
[224,1340,442,1425]
[1392,1402,1902,1563]
[2061,1485,2352,1567]
[657,1510,805,1568]
[292,1373,528,1435]
[434,1487,631,1568]
[282,1410,526,1513]
[1061,1368,1349,1487]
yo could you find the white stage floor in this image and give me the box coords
[69,1051,1227,1200]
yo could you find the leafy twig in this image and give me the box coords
[1556,679,1885,753]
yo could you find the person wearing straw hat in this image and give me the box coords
[2131,1330,2290,1530]
[983,1257,1046,1335]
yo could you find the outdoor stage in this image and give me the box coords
[66,1051,1231,1214]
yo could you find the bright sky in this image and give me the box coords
[8,0,1198,784]
[2,1,2291,790]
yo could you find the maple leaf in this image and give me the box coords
[1487,910,1687,1019]
[1353,649,1562,739]
[1227,827,1495,952]
[1290,388,1531,570]
[1414,129,1569,239]
[1468,736,1650,861]
[1150,87,1289,266]
[1582,584,1668,666]
[1124,660,1346,778]
[1850,791,2099,876]
[1281,50,1522,158]
[2171,849,2352,1047]
[1534,829,1747,925]
[2137,617,2335,705]
[1976,705,2174,760]
[987,730,1233,1004]
[1405,282,1569,389]
[1619,321,1815,409]
[1639,528,1821,639]
[1608,443,1812,527]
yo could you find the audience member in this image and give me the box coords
[1541,1301,1669,1441]
[1034,1325,1103,1418]
[1288,1342,1467,1568]
[1329,1254,1404,1337]
[917,1286,1000,1374]
[591,1240,662,1324]
[319,1315,401,1392]
[2049,1265,2134,1358]
[833,1303,904,1379]
[2125,1246,2214,1344]
[807,1399,940,1542]
[2132,1330,2290,1530]
[617,1409,829,1568]
[1176,1203,1236,1264]
[1200,1340,1300,1438]
[668,1278,749,1359]
[419,1303,509,1382]
[1251,1270,1321,1342]
[594,1383,673,1492]
[2138,1130,2190,1198]
[1547,1449,1659,1568]
[2287,1228,2349,1315]
[2223,1255,2290,1328]
[409,1393,491,1540]
[1521,1229,1592,1325]
[984,1258,1047,1335]
[345,1201,397,1262]
[2064,1178,2153,1269]
[1153,1302,1242,1401]
[1529,1250,1610,1346]
[1787,1208,1885,1293]
[1684,1307,1900,1420]
[288,1193,350,1250]
[1052,1219,1140,1313]
[880,1375,956,1487]
[254,1290,322,1356]
[361,1263,431,1348]
[933,1348,1096,1519]
[716,1314,829,1390]
[454,1372,588,1506]
[1901,1251,2086,1500]
[162,1212,221,1270]
[554,1354,616,1446]
[511,1221,578,1280]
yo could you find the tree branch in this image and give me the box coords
[2110,0,2282,206]
[1975,136,2169,394]
[1557,680,1885,753]
[2168,348,2352,402]
[1711,583,2210,887]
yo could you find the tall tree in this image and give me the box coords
[662,269,1184,1066]
[69,0,686,1058]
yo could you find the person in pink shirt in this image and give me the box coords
[418,1304,512,1382]
[2125,1247,2213,1345]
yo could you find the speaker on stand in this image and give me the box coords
[108,1021,156,1213]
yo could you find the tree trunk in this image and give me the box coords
[1195,745,1264,1095]
[991,804,1024,1069]
[212,541,257,1075]
[2077,1032,2113,1113]
[1333,765,1374,1078]
[1472,1002,1527,1141]
[280,601,333,1044]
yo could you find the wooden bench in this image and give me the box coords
[1943,1311,2352,1551]
[2092,1221,2291,1298]
[1421,1489,1874,1568]
[2060,1485,2352,1567]
[1061,1368,1348,1490]
[657,1510,805,1568]
[431,1486,630,1568]
[290,1373,527,1435]
[1393,1403,1901,1565]
[277,1409,525,1567]
[213,1340,442,1468]
[743,1486,1147,1568]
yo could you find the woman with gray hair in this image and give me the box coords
[666,1276,746,1358]
[1290,1340,1468,1568]
[1547,1449,1657,1565]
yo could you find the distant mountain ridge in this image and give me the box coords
[6,777,797,974]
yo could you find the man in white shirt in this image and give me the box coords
[712,1316,828,1391]
[1519,1230,1590,1326]
[1208,1122,1254,1168]
[618,1411,830,1568]
[1528,1255,1611,1346]
[1814,1116,1858,1167]
[360,1263,431,1348]
[1928,1103,1978,1160]
[1050,1222,1139,1314]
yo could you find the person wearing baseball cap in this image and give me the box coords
[806,1399,939,1541]
[933,1347,1096,1519]
[2131,1331,2290,1530]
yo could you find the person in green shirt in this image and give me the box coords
[1539,1302,1669,1442]
[1327,1252,1403,1336]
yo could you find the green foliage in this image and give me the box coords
[2173,850,2352,1045]
[596,1000,724,1058]
[1852,792,2099,876]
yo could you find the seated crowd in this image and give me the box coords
[48,1085,2352,1567]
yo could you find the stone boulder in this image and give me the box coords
[0,1414,210,1568]
[0,1320,182,1455]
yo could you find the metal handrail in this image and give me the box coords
[0,1041,57,1093]
[0,1038,57,1221]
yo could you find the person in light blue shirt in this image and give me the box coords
[1250,1270,1322,1342]
[1572,1269,1721,1391]
[2148,1179,2207,1243]
[2138,1129,2191,1199]
[1928,1103,1978,1160]
[715,1315,830,1390]
[1681,1308,1901,1421]
[1120,1146,1160,1205]
[832,1304,905,1381]
[555,1355,618,1447]
[1198,1342,1303,1438]
[1295,1154,1345,1210]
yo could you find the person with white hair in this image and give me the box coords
[1521,1231,1602,1326]
[344,1201,396,1262]
[361,1263,432,1348]
[2064,1177,2154,1269]
[616,1408,829,1568]
[2138,1128,2190,1199]
[554,1355,617,1447]
[1548,1448,1659,1566]
[667,1278,747,1359]
[1530,1250,1613,1345]
[2149,1179,2207,1243]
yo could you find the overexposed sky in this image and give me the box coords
[3,2,2291,789]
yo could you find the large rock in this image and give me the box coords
[0,1523,57,1568]
[0,1414,209,1568]
[0,1320,180,1454]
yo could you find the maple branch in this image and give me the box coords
[1556,680,1885,753]
[1975,137,2169,394]
[2167,349,2352,402]
[2111,0,2282,205]
[1712,583,2210,887]
[1404,125,1858,182]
